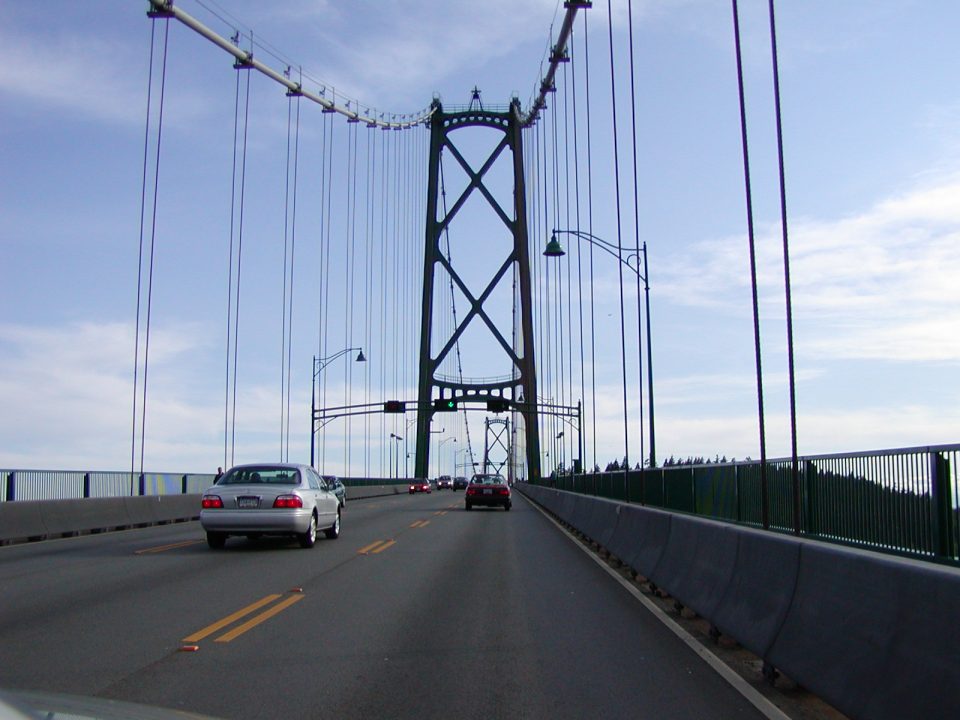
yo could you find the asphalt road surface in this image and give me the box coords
[0,491,770,719]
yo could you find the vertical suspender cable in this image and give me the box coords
[551,89,564,468]
[313,110,328,470]
[540,117,552,472]
[134,17,170,482]
[379,126,390,476]
[224,45,241,469]
[562,61,574,473]
[570,28,588,473]
[317,115,336,467]
[583,11,598,473]
[285,87,300,462]
[364,126,375,478]
[320,116,336,468]
[606,0,630,478]
[732,0,769,527]
[626,0,646,469]
[768,0,800,533]
[345,123,359,474]
[280,90,293,460]
[133,18,165,487]
[230,60,252,468]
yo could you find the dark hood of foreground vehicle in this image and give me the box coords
[0,689,224,720]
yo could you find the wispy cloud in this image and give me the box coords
[0,24,147,125]
[0,320,382,472]
[658,173,960,363]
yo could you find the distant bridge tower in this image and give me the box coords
[482,417,511,478]
[415,99,540,482]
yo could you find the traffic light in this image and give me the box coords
[486,398,511,413]
[383,400,406,413]
[433,397,457,411]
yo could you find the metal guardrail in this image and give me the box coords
[1,470,216,501]
[535,444,960,566]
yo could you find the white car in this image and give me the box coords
[200,463,340,549]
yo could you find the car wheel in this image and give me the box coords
[465,503,472,511]
[324,510,341,540]
[505,502,512,511]
[299,513,318,548]
[206,531,226,549]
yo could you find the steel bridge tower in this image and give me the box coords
[415,99,540,482]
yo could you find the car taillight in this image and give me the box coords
[273,495,303,508]
[466,487,477,496]
[497,488,509,496]
[201,495,223,509]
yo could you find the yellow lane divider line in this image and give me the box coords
[183,594,281,643]
[410,520,430,528]
[358,539,397,554]
[136,540,203,554]
[434,510,448,516]
[371,540,396,554]
[215,594,305,643]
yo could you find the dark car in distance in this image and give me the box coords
[452,476,468,491]
[465,474,511,511]
[323,475,347,507]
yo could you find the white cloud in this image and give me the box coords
[658,173,960,363]
[0,25,147,125]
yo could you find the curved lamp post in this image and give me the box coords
[311,347,366,468]
[438,436,457,477]
[545,229,656,469]
[389,432,402,480]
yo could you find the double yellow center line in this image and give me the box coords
[358,539,396,554]
[182,592,304,645]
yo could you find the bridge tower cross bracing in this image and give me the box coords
[482,417,511,479]
[415,100,541,483]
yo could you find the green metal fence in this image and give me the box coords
[536,444,960,566]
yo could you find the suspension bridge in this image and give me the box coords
[0,2,958,719]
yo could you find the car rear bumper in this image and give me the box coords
[466,495,511,507]
[200,508,312,534]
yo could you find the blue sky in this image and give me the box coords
[1,1,958,476]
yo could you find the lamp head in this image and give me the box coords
[356,349,366,362]
[543,232,566,257]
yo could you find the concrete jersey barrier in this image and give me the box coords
[516,483,960,719]
[0,495,201,545]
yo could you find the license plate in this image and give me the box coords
[483,488,492,495]
[237,496,260,509]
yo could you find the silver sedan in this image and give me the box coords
[200,463,340,549]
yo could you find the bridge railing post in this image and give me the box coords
[931,451,955,561]
[5,471,14,502]
[83,472,91,498]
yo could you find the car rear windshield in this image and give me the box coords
[219,467,300,485]
[470,475,505,485]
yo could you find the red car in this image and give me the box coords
[409,480,431,494]
[465,474,511,511]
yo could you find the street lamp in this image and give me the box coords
[545,229,656,469]
[389,433,403,481]
[556,431,564,473]
[438,437,456,477]
[311,347,366,468]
